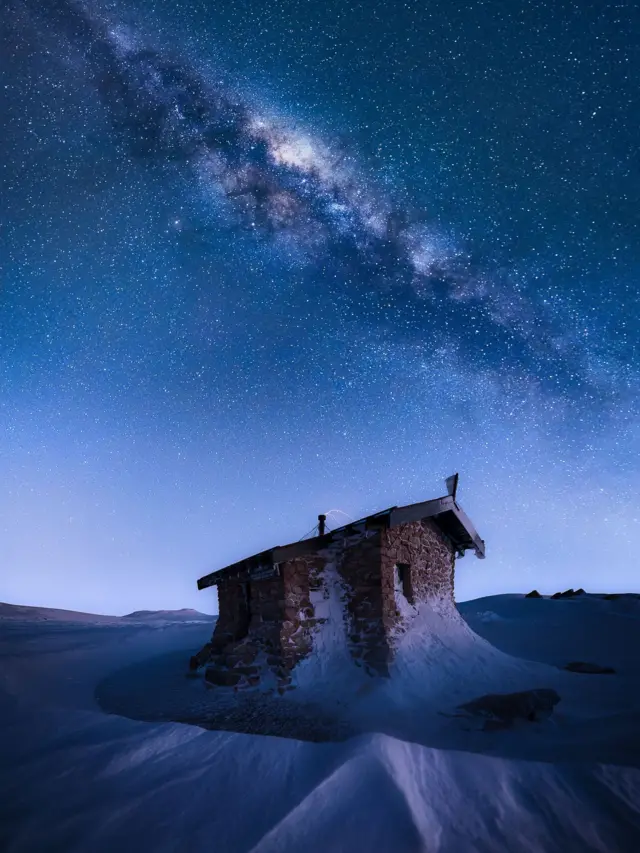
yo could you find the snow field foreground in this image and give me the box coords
[1,595,639,852]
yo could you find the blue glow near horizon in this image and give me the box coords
[2,0,638,614]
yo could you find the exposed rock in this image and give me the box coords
[238,647,259,664]
[603,593,620,600]
[563,661,616,674]
[226,650,258,667]
[551,589,581,599]
[525,590,542,598]
[457,688,560,729]
[189,642,213,670]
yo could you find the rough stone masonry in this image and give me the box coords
[192,510,470,691]
[191,490,484,690]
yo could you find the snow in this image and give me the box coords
[292,547,371,700]
[1,594,639,852]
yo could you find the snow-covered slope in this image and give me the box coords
[0,602,121,623]
[1,594,639,852]
[459,592,640,674]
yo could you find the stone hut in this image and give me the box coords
[191,484,485,691]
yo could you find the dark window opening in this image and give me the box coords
[243,582,253,620]
[396,563,413,603]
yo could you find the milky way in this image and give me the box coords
[32,0,616,391]
[51,1,437,274]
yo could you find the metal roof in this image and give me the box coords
[197,493,485,590]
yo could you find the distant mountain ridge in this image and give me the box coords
[122,609,213,622]
[0,602,214,623]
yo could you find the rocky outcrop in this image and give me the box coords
[563,661,616,674]
[551,588,585,599]
[457,688,561,730]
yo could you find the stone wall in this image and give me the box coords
[381,519,456,635]
[246,575,285,651]
[333,532,392,675]
[197,558,329,691]
[195,573,283,688]
[279,557,323,669]
[210,581,250,650]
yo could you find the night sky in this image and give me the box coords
[2,0,638,614]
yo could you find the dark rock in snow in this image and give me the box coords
[190,643,213,670]
[603,593,620,600]
[551,589,582,599]
[525,590,542,598]
[458,688,561,730]
[564,661,616,674]
[231,665,260,676]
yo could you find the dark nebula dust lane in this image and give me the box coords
[44,0,432,270]
[18,0,615,393]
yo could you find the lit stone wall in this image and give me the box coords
[279,557,324,669]
[381,519,456,633]
[333,531,391,675]
[194,517,458,688]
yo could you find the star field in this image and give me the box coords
[1,0,639,613]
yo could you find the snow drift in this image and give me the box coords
[1,594,639,852]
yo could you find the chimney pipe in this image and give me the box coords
[318,514,327,536]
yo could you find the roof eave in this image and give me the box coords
[451,501,486,558]
[197,497,485,590]
[391,496,485,558]
[197,548,276,589]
